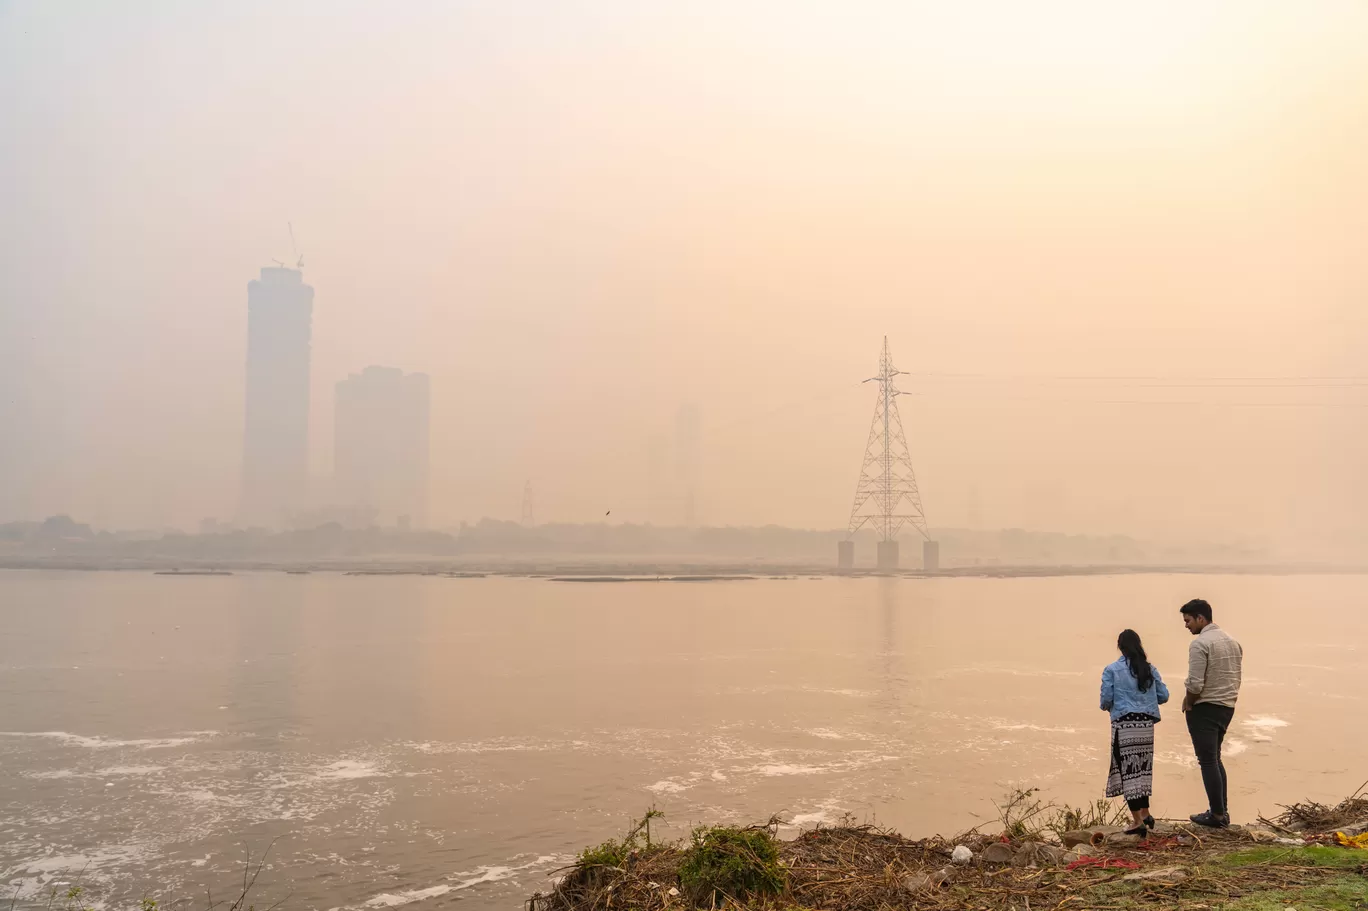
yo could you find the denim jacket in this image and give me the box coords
[1100,657,1169,721]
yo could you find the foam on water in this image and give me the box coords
[363,885,452,907]
[758,764,824,776]
[453,855,568,891]
[747,749,901,779]
[316,760,384,780]
[786,799,848,829]
[5,845,152,901]
[788,811,830,827]
[0,731,217,750]
[325,851,572,911]
[401,737,586,755]
[1243,715,1289,742]
[991,722,1078,734]
[99,765,165,776]
[26,765,163,779]
[1156,738,1249,766]
[647,779,690,795]
[1244,716,1289,731]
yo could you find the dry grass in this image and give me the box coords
[529,786,1368,911]
[992,788,1130,841]
[1260,780,1368,835]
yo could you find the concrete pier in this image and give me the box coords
[837,540,855,570]
[876,540,899,571]
[923,540,940,572]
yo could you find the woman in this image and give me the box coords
[1100,629,1169,836]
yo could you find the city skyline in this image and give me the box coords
[4,2,1368,544]
[239,261,433,531]
[334,365,431,529]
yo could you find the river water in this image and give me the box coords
[2,571,1363,910]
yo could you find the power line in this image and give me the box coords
[922,395,1368,408]
[904,372,1368,386]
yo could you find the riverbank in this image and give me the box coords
[530,790,1368,911]
[5,556,1368,578]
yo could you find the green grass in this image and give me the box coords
[1221,846,1368,869]
[573,808,667,871]
[575,837,634,869]
[678,825,786,904]
[1077,848,1368,911]
[1217,878,1368,911]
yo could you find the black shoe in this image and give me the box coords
[1144,816,1156,830]
[1189,811,1229,828]
[1124,823,1149,838]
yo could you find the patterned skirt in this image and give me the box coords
[1105,712,1157,801]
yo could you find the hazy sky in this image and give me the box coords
[3,1,1367,543]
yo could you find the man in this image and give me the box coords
[1180,598,1243,827]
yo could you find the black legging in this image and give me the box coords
[1186,702,1235,816]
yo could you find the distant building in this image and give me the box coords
[240,266,314,527]
[675,404,700,526]
[334,366,430,527]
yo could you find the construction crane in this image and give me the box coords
[289,222,304,269]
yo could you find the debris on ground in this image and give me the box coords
[529,785,1368,911]
[1262,780,1368,835]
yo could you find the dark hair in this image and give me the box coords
[1117,629,1154,693]
[1180,599,1213,622]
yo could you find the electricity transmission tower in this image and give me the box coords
[841,337,935,571]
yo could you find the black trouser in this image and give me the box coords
[1186,702,1235,816]
[1126,795,1150,812]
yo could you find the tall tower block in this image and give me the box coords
[334,366,431,528]
[240,266,314,527]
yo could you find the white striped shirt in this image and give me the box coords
[1185,623,1243,707]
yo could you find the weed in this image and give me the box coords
[678,822,786,904]
[993,788,1052,840]
[575,838,634,870]
[574,809,667,871]
[993,787,1129,840]
[46,886,94,911]
[1048,798,1130,836]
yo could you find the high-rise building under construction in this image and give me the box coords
[240,266,314,527]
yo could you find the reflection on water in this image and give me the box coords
[1,571,1363,910]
